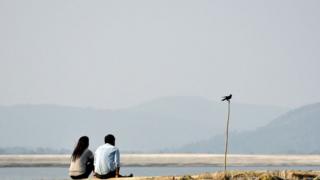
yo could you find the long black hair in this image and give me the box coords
[71,136,89,161]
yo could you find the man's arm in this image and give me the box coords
[115,167,120,177]
[114,149,120,177]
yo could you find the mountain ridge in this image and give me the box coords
[0,96,288,152]
[176,102,320,154]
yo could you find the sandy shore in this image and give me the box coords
[1,154,320,167]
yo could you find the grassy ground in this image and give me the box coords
[89,170,320,180]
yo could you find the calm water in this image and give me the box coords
[0,166,319,180]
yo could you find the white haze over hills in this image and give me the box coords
[1,0,320,154]
[0,96,287,153]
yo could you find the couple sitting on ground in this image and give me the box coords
[69,134,133,179]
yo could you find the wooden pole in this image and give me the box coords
[224,100,231,179]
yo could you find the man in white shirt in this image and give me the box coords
[94,134,120,178]
[94,134,132,179]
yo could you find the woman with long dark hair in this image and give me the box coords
[69,136,94,179]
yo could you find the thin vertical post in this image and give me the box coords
[224,101,231,178]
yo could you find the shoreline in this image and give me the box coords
[1,154,320,168]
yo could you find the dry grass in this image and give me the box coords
[92,170,320,180]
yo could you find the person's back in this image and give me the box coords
[94,134,132,179]
[94,143,120,175]
[69,136,94,179]
[69,148,94,176]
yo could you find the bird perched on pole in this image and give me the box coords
[222,93,232,179]
[222,94,232,102]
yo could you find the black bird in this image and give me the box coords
[222,94,232,101]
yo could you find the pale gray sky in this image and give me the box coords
[0,0,319,109]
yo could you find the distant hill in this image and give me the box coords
[0,96,287,153]
[177,103,320,154]
[0,147,70,154]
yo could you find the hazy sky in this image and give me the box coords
[0,0,319,109]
